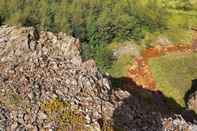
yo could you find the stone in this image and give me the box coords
[0,25,111,130]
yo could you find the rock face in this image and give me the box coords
[162,115,197,131]
[0,25,81,63]
[0,25,111,130]
[0,25,196,131]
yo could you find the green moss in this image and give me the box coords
[41,99,85,130]
[148,52,197,106]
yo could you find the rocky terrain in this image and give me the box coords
[0,25,196,131]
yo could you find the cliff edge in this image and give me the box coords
[0,25,196,131]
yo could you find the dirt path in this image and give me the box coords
[127,44,192,90]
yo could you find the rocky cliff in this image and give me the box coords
[0,25,196,131]
[0,25,112,130]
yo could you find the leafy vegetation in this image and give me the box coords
[0,0,170,71]
[148,52,197,106]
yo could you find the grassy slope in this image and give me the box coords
[107,54,132,77]
[148,52,197,106]
[106,42,136,77]
[106,0,197,78]
[163,0,197,43]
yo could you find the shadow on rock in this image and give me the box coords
[184,79,197,118]
[185,79,197,102]
[110,77,197,131]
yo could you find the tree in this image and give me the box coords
[0,0,170,70]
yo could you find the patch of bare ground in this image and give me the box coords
[128,44,192,90]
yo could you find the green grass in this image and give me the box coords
[163,29,192,43]
[107,54,133,78]
[148,52,197,106]
[164,4,197,44]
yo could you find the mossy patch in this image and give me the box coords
[41,98,86,130]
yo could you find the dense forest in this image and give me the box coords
[0,0,197,71]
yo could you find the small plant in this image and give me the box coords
[41,98,85,130]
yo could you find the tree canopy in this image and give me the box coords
[0,0,195,70]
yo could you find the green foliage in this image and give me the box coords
[0,0,168,63]
[164,0,197,29]
[163,0,193,10]
[148,52,197,106]
[167,14,190,29]
[90,44,113,72]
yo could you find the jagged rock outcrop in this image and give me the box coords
[0,25,112,130]
[0,25,196,131]
[0,25,81,63]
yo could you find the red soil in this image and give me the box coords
[128,44,192,90]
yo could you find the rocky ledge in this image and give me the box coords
[0,25,196,131]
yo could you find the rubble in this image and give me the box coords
[0,25,111,130]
